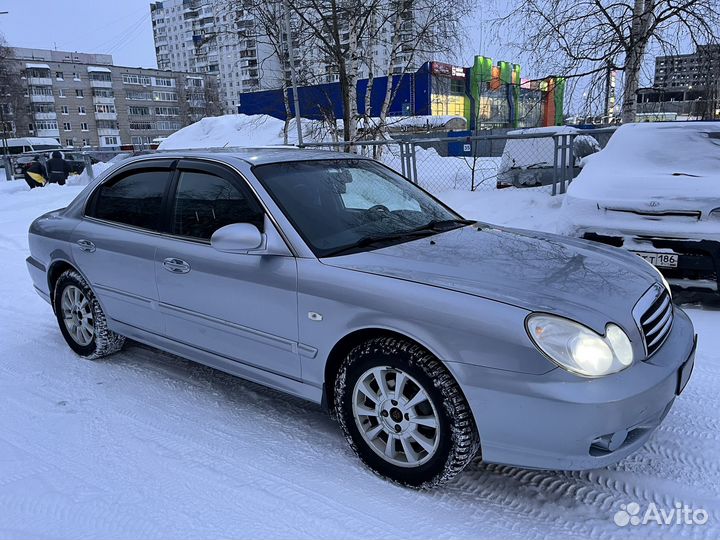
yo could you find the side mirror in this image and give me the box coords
[210,223,263,253]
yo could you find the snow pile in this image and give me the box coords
[438,188,563,232]
[566,122,720,201]
[158,114,342,150]
[67,161,114,186]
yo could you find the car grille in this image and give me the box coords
[639,289,673,357]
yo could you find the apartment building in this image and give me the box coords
[151,0,281,114]
[13,47,219,148]
[637,45,720,121]
[149,0,435,113]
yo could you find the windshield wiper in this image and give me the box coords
[322,229,437,257]
[418,218,476,231]
[322,219,475,258]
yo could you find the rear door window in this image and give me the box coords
[89,169,171,231]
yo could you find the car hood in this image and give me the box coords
[321,225,658,334]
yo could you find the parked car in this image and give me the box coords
[27,149,696,488]
[497,126,601,188]
[561,122,720,298]
[15,150,100,178]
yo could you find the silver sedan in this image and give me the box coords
[26,149,697,488]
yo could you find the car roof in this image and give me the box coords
[127,147,364,167]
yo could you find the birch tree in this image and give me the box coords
[499,0,719,122]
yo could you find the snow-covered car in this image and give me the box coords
[27,149,696,488]
[497,126,601,188]
[561,122,720,296]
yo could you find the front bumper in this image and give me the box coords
[449,307,696,470]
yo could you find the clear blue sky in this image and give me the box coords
[0,0,158,68]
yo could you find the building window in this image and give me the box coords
[56,72,64,80]
[63,122,71,131]
[78,106,86,115]
[76,89,84,98]
[81,138,89,146]
[60,105,69,115]
[128,106,150,116]
[95,104,116,113]
[81,122,88,131]
[122,74,151,85]
[153,77,176,87]
[154,106,179,116]
[129,121,154,130]
[152,91,178,101]
[65,138,74,146]
[58,89,66,98]
[73,72,81,81]
[104,136,118,145]
[126,90,152,100]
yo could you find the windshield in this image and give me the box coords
[253,159,465,257]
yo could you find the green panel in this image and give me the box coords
[554,77,566,125]
[470,56,493,125]
[498,61,512,84]
[512,64,521,127]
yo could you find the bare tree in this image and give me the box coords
[0,36,28,148]
[286,0,474,143]
[498,0,720,123]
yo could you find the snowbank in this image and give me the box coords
[67,161,114,186]
[158,114,342,150]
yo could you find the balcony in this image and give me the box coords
[34,112,57,120]
[36,128,60,137]
[97,128,120,136]
[92,96,115,105]
[29,77,53,86]
[90,80,113,88]
[29,94,55,103]
[95,112,118,121]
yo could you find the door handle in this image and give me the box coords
[163,257,191,274]
[76,239,96,253]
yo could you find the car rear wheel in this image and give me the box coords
[53,269,125,359]
[335,337,480,488]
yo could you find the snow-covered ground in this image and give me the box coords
[1,179,719,539]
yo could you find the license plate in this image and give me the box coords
[632,251,678,268]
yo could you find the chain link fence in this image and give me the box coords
[301,128,616,195]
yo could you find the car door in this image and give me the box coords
[154,159,301,379]
[72,160,175,334]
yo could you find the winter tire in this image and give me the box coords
[53,269,125,359]
[335,337,480,489]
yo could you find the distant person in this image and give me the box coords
[23,156,47,189]
[47,150,71,185]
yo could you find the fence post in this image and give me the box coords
[83,153,94,180]
[409,142,418,184]
[559,134,568,195]
[3,155,12,181]
[399,142,408,178]
[552,135,559,196]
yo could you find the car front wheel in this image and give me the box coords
[53,269,125,359]
[335,337,480,488]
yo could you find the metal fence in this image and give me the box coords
[3,128,616,197]
[301,128,616,195]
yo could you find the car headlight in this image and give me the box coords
[526,314,634,377]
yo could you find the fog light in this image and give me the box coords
[591,430,628,452]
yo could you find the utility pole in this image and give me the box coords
[283,0,303,146]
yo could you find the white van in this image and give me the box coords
[2,137,62,155]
